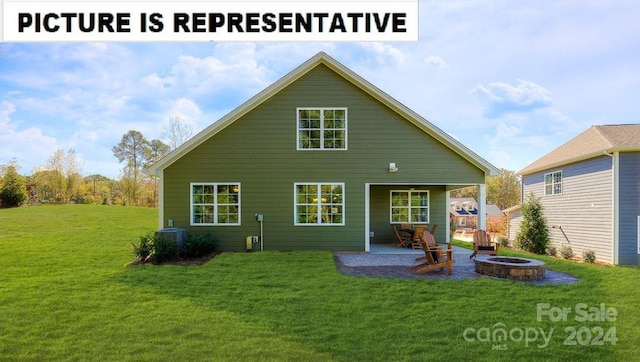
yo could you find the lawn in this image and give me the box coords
[0,205,638,361]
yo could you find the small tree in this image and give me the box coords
[515,193,550,254]
[0,163,27,208]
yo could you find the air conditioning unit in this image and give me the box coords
[156,228,187,250]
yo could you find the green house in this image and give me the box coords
[146,52,499,251]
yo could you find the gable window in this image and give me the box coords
[190,183,240,225]
[390,190,429,224]
[295,183,344,225]
[544,171,562,195]
[297,108,347,150]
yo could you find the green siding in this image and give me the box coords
[163,64,485,251]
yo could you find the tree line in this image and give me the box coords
[0,116,192,208]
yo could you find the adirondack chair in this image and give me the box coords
[410,226,427,249]
[392,225,411,248]
[469,229,499,258]
[411,231,454,275]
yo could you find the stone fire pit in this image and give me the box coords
[474,256,546,281]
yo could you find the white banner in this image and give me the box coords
[2,1,418,42]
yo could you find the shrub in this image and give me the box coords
[560,244,574,260]
[515,193,550,254]
[152,235,178,263]
[582,249,596,264]
[497,235,510,247]
[183,233,217,258]
[546,244,557,257]
[0,165,28,208]
[132,233,155,261]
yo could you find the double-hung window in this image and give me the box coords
[295,183,344,225]
[297,108,347,150]
[191,183,240,225]
[544,171,562,196]
[390,190,429,224]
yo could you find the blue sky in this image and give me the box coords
[1,1,639,178]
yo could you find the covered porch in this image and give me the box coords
[364,183,489,252]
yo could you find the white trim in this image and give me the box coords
[189,182,241,226]
[613,152,620,264]
[389,189,430,224]
[365,183,371,252]
[145,52,499,177]
[293,182,345,226]
[478,184,487,230]
[157,172,164,230]
[296,107,348,151]
[544,170,563,196]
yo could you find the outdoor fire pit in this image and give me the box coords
[474,256,546,281]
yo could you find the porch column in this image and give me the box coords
[445,190,451,242]
[478,183,487,231]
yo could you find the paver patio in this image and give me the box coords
[334,244,579,284]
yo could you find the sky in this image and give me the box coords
[1,1,639,179]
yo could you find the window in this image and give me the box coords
[390,190,429,224]
[544,171,562,195]
[295,183,344,225]
[190,183,240,225]
[297,108,347,150]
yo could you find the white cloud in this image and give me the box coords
[424,55,449,70]
[472,80,553,118]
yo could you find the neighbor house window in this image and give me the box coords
[295,183,344,225]
[544,171,562,195]
[297,108,347,150]
[390,190,429,224]
[190,183,240,225]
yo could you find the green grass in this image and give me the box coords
[1,205,638,361]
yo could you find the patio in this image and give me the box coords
[334,243,579,284]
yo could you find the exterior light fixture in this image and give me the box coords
[389,163,398,173]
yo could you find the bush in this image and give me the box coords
[131,231,217,264]
[582,249,596,264]
[183,233,217,258]
[0,165,28,208]
[497,235,510,247]
[131,233,155,261]
[560,244,574,260]
[515,193,550,254]
[546,244,557,257]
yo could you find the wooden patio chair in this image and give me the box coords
[429,224,439,236]
[469,229,499,258]
[410,226,427,249]
[392,225,411,248]
[411,231,454,275]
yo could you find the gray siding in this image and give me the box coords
[522,155,613,263]
[507,209,522,242]
[617,152,640,265]
[163,64,485,251]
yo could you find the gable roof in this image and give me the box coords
[518,124,640,175]
[147,52,499,176]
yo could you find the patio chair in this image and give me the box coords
[429,224,439,236]
[410,226,427,249]
[392,225,411,248]
[469,229,499,258]
[411,231,454,275]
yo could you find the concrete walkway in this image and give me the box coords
[334,244,579,285]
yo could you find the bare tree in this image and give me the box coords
[112,130,150,205]
[162,115,193,150]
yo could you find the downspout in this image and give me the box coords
[604,150,619,265]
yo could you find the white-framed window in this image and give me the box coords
[459,217,467,227]
[297,107,347,150]
[295,183,344,225]
[190,183,240,226]
[544,171,562,195]
[390,190,430,224]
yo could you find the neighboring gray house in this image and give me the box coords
[515,124,640,265]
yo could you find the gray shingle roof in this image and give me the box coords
[518,124,640,175]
